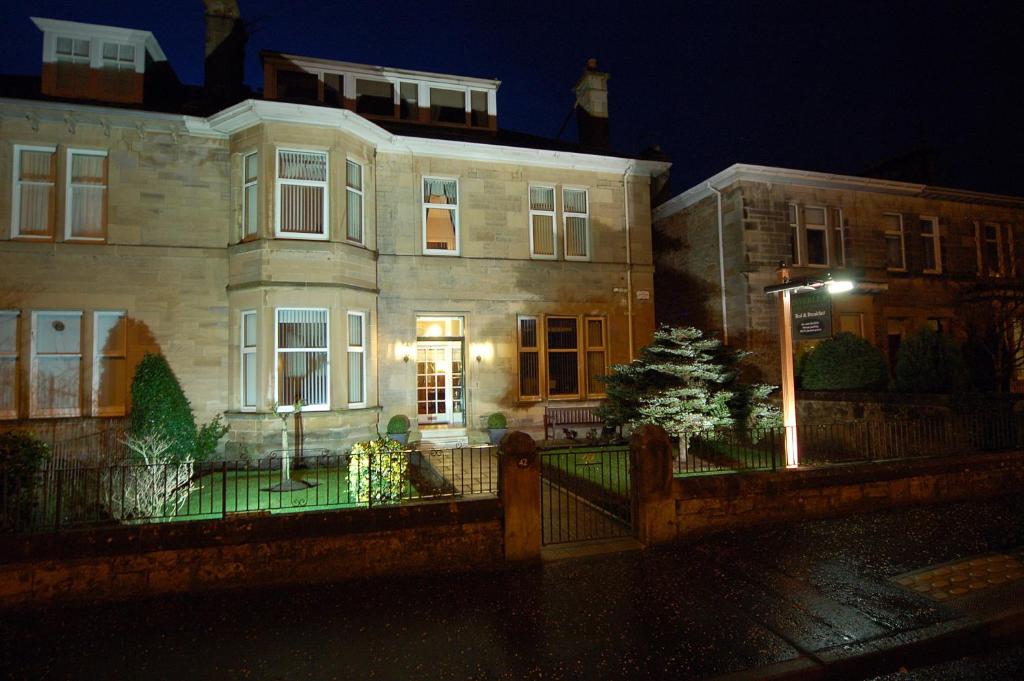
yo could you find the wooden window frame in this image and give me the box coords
[0,311,18,420]
[12,144,57,241]
[30,310,83,418]
[584,316,608,399]
[884,212,906,272]
[64,148,108,243]
[920,216,941,274]
[803,205,830,268]
[516,313,608,401]
[92,310,127,417]
[517,315,542,402]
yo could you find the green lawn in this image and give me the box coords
[542,447,631,496]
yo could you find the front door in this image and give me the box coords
[416,341,464,426]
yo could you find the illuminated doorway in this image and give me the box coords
[415,316,465,426]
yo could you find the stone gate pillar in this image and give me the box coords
[500,431,541,562]
[631,424,677,545]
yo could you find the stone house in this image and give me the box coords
[0,5,669,453]
[653,163,1024,384]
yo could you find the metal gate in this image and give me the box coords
[540,446,634,545]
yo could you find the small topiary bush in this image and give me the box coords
[0,431,50,531]
[130,352,228,462]
[386,414,410,434]
[487,412,507,429]
[348,436,407,505]
[800,333,890,391]
[895,328,966,393]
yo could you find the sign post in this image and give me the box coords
[777,287,799,468]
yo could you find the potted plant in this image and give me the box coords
[386,414,411,445]
[487,412,508,445]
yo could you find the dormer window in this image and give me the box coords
[55,37,90,63]
[355,79,394,116]
[101,42,135,70]
[430,87,465,124]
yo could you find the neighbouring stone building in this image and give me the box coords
[653,163,1024,384]
[0,4,669,453]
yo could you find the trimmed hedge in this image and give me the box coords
[895,328,966,393]
[800,332,890,391]
[129,353,198,462]
[0,431,50,530]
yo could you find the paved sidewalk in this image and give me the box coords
[2,495,1024,680]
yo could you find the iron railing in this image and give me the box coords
[2,444,499,534]
[675,411,1024,476]
[540,445,633,545]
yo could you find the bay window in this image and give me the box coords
[92,311,126,416]
[241,152,258,240]
[422,177,459,254]
[347,312,366,407]
[12,145,56,239]
[563,188,590,260]
[241,311,257,410]
[0,312,17,419]
[529,185,556,258]
[65,149,108,241]
[275,149,328,239]
[275,309,329,410]
[346,160,364,243]
[31,311,82,418]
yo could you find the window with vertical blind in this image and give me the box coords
[422,177,459,254]
[65,149,108,241]
[93,311,126,416]
[275,309,329,410]
[241,152,258,240]
[517,314,607,400]
[529,185,556,258]
[0,312,17,420]
[31,311,82,418]
[346,160,364,243]
[241,311,257,410]
[347,312,366,407]
[275,149,328,239]
[12,145,57,239]
[563,188,590,260]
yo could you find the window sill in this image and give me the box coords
[11,235,54,242]
[65,237,107,245]
[423,250,461,257]
[273,233,330,241]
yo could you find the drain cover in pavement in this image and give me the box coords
[893,552,1024,602]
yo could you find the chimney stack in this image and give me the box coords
[574,58,610,150]
[203,0,247,109]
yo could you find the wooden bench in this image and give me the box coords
[543,406,611,440]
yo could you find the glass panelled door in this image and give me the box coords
[416,341,464,426]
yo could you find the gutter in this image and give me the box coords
[624,162,635,360]
[708,183,728,346]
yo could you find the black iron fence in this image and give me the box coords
[540,446,633,545]
[675,411,1024,476]
[2,445,499,534]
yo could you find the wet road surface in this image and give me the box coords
[2,494,1023,680]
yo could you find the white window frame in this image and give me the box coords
[562,187,591,261]
[920,216,941,274]
[528,184,557,259]
[0,311,18,420]
[30,310,83,418]
[54,36,91,64]
[101,42,136,71]
[241,151,259,241]
[884,212,906,272]
[274,308,330,412]
[803,205,830,268]
[92,310,127,417]
[788,203,801,265]
[64,148,108,242]
[274,148,329,241]
[421,175,460,256]
[833,208,846,267]
[240,310,257,411]
[347,311,367,408]
[12,144,57,240]
[345,159,364,244]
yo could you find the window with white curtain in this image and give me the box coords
[562,188,589,260]
[0,312,18,419]
[31,311,82,418]
[347,312,366,407]
[276,150,328,239]
[93,311,126,416]
[346,160,364,243]
[65,149,108,241]
[241,310,257,410]
[422,177,459,255]
[242,152,258,240]
[13,145,56,239]
[529,185,556,258]
[275,309,329,410]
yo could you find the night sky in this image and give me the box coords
[3,0,1022,197]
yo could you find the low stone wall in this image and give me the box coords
[0,499,502,610]
[795,391,1020,423]
[673,452,1024,539]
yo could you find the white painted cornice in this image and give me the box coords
[0,97,220,137]
[653,163,1024,221]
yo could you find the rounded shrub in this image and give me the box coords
[386,414,411,434]
[130,352,198,461]
[0,431,50,530]
[800,332,889,391]
[487,412,507,429]
[894,328,965,393]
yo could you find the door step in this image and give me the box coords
[416,427,469,450]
